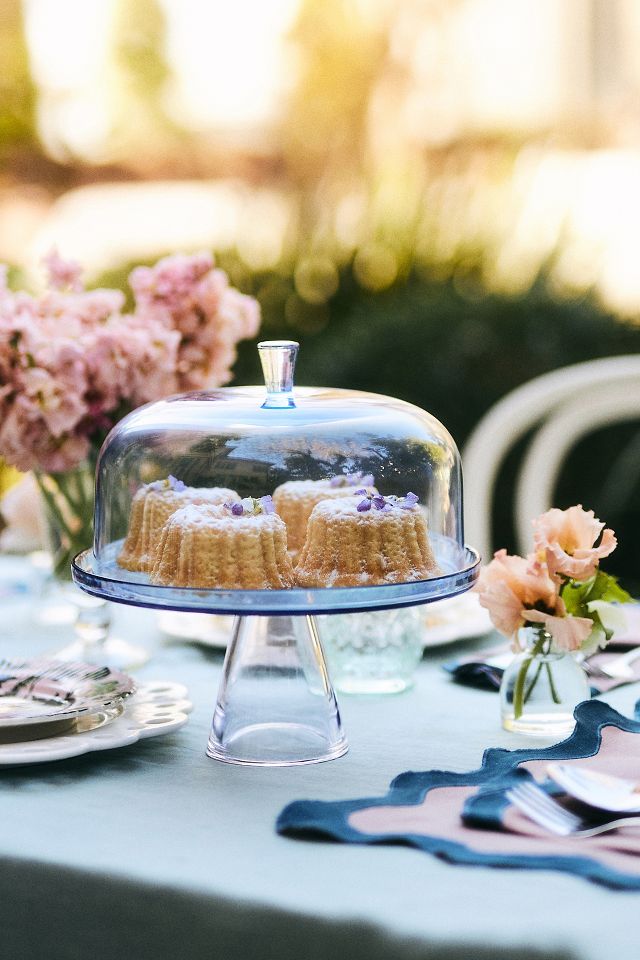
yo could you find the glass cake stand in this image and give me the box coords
[72,338,480,766]
[72,540,480,766]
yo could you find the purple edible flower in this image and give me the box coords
[357,498,371,512]
[168,475,187,493]
[372,496,387,510]
[353,488,369,496]
[224,500,244,516]
[260,495,275,515]
[400,492,419,509]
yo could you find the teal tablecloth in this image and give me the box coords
[1,580,639,960]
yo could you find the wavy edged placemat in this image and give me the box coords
[278,699,640,890]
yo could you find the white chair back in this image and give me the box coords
[462,356,640,561]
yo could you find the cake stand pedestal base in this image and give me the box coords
[207,614,348,766]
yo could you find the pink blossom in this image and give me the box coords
[129,252,213,318]
[42,250,83,292]
[119,317,181,405]
[130,252,260,390]
[475,549,559,639]
[523,600,594,652]
[0,250,260,474]
[22,366,87,436]
[533,505,617,581]
[0,401,90,473]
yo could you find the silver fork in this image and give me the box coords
[506,781,640,838]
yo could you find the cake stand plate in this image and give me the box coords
[72,539,480,768]
[72,536,480,616]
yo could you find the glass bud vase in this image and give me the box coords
[35,464,148,669]
[500,626,590,737]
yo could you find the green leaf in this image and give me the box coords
[561,571,633,616]
[588,570,633,605]
[560,577,594,618]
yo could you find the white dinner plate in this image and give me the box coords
[0,681,191,765]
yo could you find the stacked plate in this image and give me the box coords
[0,658,135,743]
[0,658,191,765]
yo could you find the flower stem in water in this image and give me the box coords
[513,631,547,719]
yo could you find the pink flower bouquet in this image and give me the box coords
[476,506,632,720]
[0,250,260,576]
[0,251,260,474]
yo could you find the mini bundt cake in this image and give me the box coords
[150,496,295,589]
[117,476,239,573]
[272,473,377,558]
[294,491,438,587]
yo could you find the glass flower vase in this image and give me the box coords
[36,465,95,583]
[35,464,148,669]
[500,626,589,737]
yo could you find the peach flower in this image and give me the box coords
[523,599,594,653]
[475,549,558,639]
[533,505,617,581]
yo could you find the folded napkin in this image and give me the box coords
[442,644,510,691]
[278,699,640,890]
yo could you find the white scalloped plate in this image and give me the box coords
[0,681,191,765]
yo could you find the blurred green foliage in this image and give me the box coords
[0,0,37,158]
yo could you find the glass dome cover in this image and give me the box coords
[74,341,478,615]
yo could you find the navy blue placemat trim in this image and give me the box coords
[277,699,640,890]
